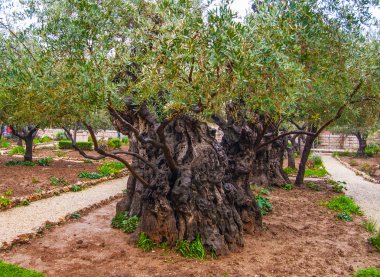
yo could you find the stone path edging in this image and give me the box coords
[333,156,380,184]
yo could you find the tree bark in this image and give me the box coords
[355,131,367,157]
[24,135,34,162]
[295,133,316,186]
[112,109,262,256]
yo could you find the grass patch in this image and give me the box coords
[304,166,328,177]
[327,179,346,193]
[78,172,105,179]
[283,166,297,175]
[97,161,125,176]
[353,267,380,277]
[176,235,206,260]
[305,182,322,191]
[369,231,380,252]
[111,212,139,233]
[323,195,362,215]
[137,232,155,252]
[362,220,377,234]
[9,146,26,155]
[282,183,293,191]
[0,261,44,277]
[49,176,69,186]
[5,160,35,166]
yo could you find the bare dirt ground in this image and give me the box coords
[0,155,99,198]
[1,183,379,277]
[340,154,380,182]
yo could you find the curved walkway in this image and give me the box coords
[0,177,127,247]
[321,155,380,228]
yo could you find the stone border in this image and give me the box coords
[0,170,128,212]
[0,193,123,251]
[333,156,380,184]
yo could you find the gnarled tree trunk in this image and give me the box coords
[113,109,262,256]
[355,131,367,157]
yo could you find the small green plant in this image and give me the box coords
[83,159,93,163]
[70,185,82,192]
[176,235,206,260]
[22,200,30,206]
[305,182,322,191]
[259,188,271,195]
[107,138,122,149]
[70,213,81,219]
[31,176,40,184]
[327,179,346,193]
[122,136,129,145]
[353,267,380,277]
[49,176,69,186]
[78,171,105,179]
[256,195,273,216]
[9,146,26,155]
[336,212,352,222]
[137,232,155,252]
[0,196,12,208]
[349,159,359,167]
[309,154,323,166]
[0,261,44,277]
[368,231,380,252]
[97,161,125,176]
[55,151,66,158]
[362,220,377,234]
[5,160,35,166]
[0,141,11,148]
[36,157,53,166]
[56,131,67,141]
[112,212,139,233]
[4,189,13,196]
[282,183,293,191]
[283,166,297,175]
[323,195,362,215]
[58,140,93,150]
[304,167,328,177]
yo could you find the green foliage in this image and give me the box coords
[78,172,105,179]
[176,235,206,260]
[305,182,322,191]
[362,220,377,234]
[323,195,362,215]
[5,160,35,166]
[70,213,81,219]
[282,183,293,191]
[259,188,271,195]
[58,140,93,150]
[360,163,377,176]
[0,261,44,277]
[333,151,354,157]
[0,141,11,148]
[309,154,323,166]
[97,162,125,176]
[9,146,26,156]
[304,167,328,178]
[327,179,347,193]
[365,144,380,157]
[336,212,353,222]
[0,196,12,208]
[107,138,122,150]
[22,200,30,206]
[83,159,93,163]
[122,136,129,145]
[256,195,273,216]
[111,212,139,233]
[283,166,297,175]
[49,176,69,186]
[368,231,380,252]
[353,267,380,277]
[137,233,155,252]
[70,186,82,192]
[36,157,53,166]
[55,132,67,141]
[33,136,52,144]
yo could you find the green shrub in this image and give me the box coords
[0,261,44,277]
[107,138,122,149]
[5,160,35,166]
[33,136,52,144]
[176,235,206,260]
[256,195,273,216]
[0,141,11,148]
[70,186,82,192]
[368,231,380,252]
[305,182,322,191]
[327,179,346,193]
[309,154,322,166]
[111,212,139,233]
[122,136,129,145]
[323,195,362,215]
[283,166,297,175]
[137,232,155,252]
[78,172,105,179]
[0,196,12,208]
[36,157,53,166]
[353,267,380,277]
[58,140,93,150]
[9,146,26,155]
[55,131,67,141]
[97,161,125,176]
[282,183,293,191]
[365,144,380,157]
[333,151,354,157]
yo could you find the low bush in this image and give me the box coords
[33,136,52,144]
[36,157,53,166]
[305,182,322,191]
[58,140,93,150]
[309,154,323,166]
[304,166,328,177]
[0,196,11,208]
[0,140,11,148]
[122,136,129,145]
[283,166,297,175]
[353,267,380,277]
[137,232,155,252]
[365,144,380,157]
[55,131,67,141]
[0,261,44,277]
[107,138,122,149]
[176,235,206,260]
[78,172,105,179]
[111,212,139,233]
[9,146,26,155]
[256,195,273,216]
[282,183,293,191]
[97,161,125,176]
[323,195,362,215]
[368,231,380,252]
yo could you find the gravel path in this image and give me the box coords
[322,155,380,227]
[0,177,127,247]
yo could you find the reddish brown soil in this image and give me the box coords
[340,154,380,182]
[1,184,379,276]
[0,155,99,198]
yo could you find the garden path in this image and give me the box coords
[321,155,380,228]
[0,176,127,248]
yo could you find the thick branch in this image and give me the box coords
[256,131,316,150]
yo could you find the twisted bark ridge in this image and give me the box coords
[111,105,262,255]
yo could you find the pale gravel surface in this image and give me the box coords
[322,155,380,228]
[0,176,127,246]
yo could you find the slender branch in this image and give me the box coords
[256,131,316,150]
[9,126,25,139]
